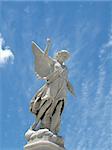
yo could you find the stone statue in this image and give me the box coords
[25,38,74,149]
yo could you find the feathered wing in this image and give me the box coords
[32,41,54,78]
[66,80,75,96]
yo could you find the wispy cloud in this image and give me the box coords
[105,24,112,48]
[0,33,14,67]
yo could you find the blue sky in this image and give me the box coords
[0,1,112,150]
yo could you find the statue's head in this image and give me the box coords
[54,50,70,63]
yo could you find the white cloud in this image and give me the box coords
[0,33,14,67]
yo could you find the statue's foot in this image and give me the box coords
[25,128,35,141]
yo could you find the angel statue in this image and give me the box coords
[29,38,74,135]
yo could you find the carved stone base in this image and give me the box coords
[24,128,65,150]
[24,141,64,150]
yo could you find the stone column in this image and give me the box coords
[24,128,65,150]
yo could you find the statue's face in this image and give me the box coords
[55,50,70,63]
[55,55,64,63]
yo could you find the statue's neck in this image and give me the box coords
[58,60,63,65]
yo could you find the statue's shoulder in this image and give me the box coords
[62,64,67,70]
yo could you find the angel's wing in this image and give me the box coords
[66,80,75,96]
[32,41,54,78]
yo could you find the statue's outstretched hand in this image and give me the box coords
[46,38,51,44]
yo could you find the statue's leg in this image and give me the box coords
[31,122,38,130]
[42,106,51,129]
[50,100,64,134]
[37,98,51,120]
[36,98,52,129]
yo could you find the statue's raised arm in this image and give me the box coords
[44,38,52,55]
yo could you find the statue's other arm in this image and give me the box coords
[66,80,75,96]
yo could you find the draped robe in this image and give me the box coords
[30,61,68,133]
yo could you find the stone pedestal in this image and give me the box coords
[24,128,65,150]
[24,140,64,150]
